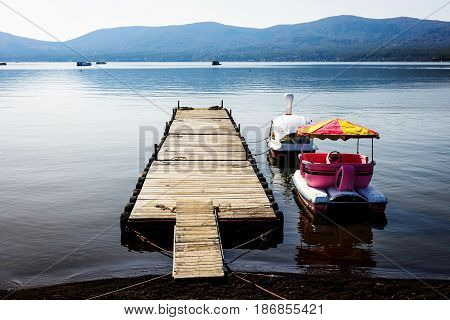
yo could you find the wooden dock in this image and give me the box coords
[124,106,280,279]
[173,199,224,279]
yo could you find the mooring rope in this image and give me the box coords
[219,225,287,300]
[245,137,269,144]
[226,248,257,264]
[222,261,287,300]
[230,272,287,300]
[224,226,279,252]
[87,269,287,300]
[87,273,171,300]
[130,228,173,259]
[252,149,270,156]
[90,226,284,300]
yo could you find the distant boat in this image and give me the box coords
[0,62,7,66]
[212,61,221,66]
[77,62,91,66]
[96,61,107,65]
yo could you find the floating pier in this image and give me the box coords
[122,104,281,279]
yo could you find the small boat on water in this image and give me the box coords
[293,118,387,215]
[212,60,221,66]
[268,94,317,160]
[77,61,91,66]
[96,61,107,65]
[0,62,7,66]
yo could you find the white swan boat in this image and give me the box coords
[268,94,317,159]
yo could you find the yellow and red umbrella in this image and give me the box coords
[297,118,379,141]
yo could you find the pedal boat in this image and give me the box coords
[268,93,317,158]
[292,118,387,215]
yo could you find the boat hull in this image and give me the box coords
[269,148,315,167]
[269,148,315,157]
[300,153,374,189]
[293,170,387,216]
[268,142,316,167]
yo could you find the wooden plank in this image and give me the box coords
[175,109,229,119]
[150,160,252,168]
[163,135,242,144]
[173,199,224,279]
[128,107,276,229]
[130,199,275,221]
[160,116,243,160]
[157,154,247,161]
[168,113,238,135]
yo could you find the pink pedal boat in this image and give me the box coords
[292,118,387,215]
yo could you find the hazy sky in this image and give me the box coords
[0,0,449,41]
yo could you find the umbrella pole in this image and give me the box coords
[357,138,360,154]
[371,138,374,163]
[301,137,304,156]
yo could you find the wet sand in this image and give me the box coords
[2,272,449,300]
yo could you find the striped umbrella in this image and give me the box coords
[297,118,379,141]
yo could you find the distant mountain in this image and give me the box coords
[1,16,449,61]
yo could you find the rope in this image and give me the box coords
[230,272,287,300]
[89,226,284,300]
[121,216,283,300]
[213,207,227,266]
[221,254,287,300]
[87,270,286,300]
[245,137,269,144]
[224,226,279,252]
[130,228,173,259]
[87,273,171,300]
[251,149,270,156]
[233,271,283,278]
[226,248,256,264]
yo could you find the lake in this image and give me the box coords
[1,62,449,288]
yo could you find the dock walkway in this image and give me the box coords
[173,199,224,279]
[125,106,278,279]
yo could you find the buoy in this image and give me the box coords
[120,211,130,224]
[124,202,134,213]
[275,210,284,220]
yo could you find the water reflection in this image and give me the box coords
[269,154,388,273]
[297,212,387,272]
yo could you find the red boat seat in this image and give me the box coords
[299,153,374,189]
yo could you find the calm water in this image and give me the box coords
[1,62,449,288]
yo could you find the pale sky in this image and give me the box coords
[0,0,449,41]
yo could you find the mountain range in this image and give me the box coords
[0,15,449,62]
